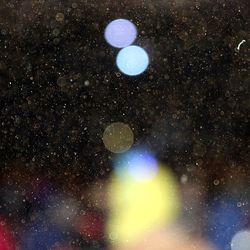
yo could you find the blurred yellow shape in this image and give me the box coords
[107,165,180,246]
[102,122,134,153]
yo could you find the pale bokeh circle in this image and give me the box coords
[231,230,250,250]
[104,19,137,48]
[102,122,134,153]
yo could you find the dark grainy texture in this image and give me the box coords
[0,1,249,249]
[1,0,249,177]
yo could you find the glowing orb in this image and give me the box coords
[104,19,137,48]
[106,165,180,246]
[114,148,158,181]
[231,230,250,250]
[102,122,134,153]
[116,46,149,76]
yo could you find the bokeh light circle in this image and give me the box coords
[231,230,250,250]
[102,122,134,153]
[104,19,137,48]
[116,45,149,76]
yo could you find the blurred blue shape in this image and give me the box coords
[113,147,158,181]
[21,220,65,250]
[205,194,244,250]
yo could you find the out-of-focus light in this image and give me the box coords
[75,211,105,241]
[0,219,16,250]
[115,228,215,250]
[116,46,149,76]
[104,19,137,48]
[51,244,73,250]
[106,164,180,246]
[46,196,79,227]
[21,222,64,250]
[102,122,134,153]
[231,230,250,250]
[205,195,244,249]
[55,13,64,22]
[113,148,158,181]
[52,244,80,250]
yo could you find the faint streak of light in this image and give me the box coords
[236,40,246,51]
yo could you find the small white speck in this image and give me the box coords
[84,80,90,86]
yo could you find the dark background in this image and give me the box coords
[1,0,249,179]
[0,1,249,249]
